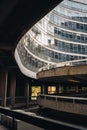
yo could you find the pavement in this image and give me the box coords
[0,125,9,130]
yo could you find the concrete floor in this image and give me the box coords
[0,125,9,130]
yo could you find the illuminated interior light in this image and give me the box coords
[67,79,80,83]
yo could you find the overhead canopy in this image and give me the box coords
[0,0,62,68]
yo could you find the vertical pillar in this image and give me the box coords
[41,84,45,94]
[79,86,82,92]
[44,84,48,94]
[56,85,59,94]
[76,86,79,93]
[64,86,67,93]
[59,84,62,93]
[66,86,69,93]
[10,73,16,109]
[0,70,8,107]
[25,82,29,108]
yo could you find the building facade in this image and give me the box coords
[15,0,87,78]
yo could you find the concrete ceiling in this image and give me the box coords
[0,0,63,68]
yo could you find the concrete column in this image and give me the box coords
[59,84,62,93]
[0,70,8,107]
[10,73,16,109]
[25,82,29,108]
[44,85,48,94]
[59,84,61,93]
[63,86,67,93]
[41,84,45,94]
[76,86,79,93]
[56,86,59,94]
[66,86,69,93]
[80,86,82,92]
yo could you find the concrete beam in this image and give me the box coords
[37,65,87,83]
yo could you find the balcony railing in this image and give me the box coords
[38,58,87,72]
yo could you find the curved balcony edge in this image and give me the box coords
[14,48,36,79]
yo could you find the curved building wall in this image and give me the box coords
[15,0,87,78]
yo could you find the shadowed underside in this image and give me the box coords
[0,0,62,68]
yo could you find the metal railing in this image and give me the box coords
[37,94,87,105]
[0,106,81,130]
[38,58,87,72]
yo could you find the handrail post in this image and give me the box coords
[12,115,15,130]
[73,98,75,104]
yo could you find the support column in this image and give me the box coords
[76,86,79,93]
[59,84,62,93]
[25,82,29,108]
[43,84,48,94]
[63,86,67,93]
[0,70,8,107]
[41,84,45,94]
[56,85,59,94]
[10,73,16,109]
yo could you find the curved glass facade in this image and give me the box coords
[15,0,87,78]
